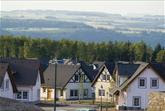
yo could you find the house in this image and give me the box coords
[41,62,95,100]
[0,63,17,99]
[111,62,165,110]
[91,61,115,102]
[0,58,44,102]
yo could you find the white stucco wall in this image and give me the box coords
[0,72,14,99]
[93,67,114,102]
[16,72,41,102]
[65,82,92,100]
[119,67,165,109]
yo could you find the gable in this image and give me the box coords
[97,66,110,81]
[43,64,80,89]
[92,65,113,86]
[119,63,165,91]
[69,68,90,83]
[127,66,165,91]
[0,63,8,87]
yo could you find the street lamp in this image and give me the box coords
[49,58,57,111]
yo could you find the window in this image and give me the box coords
[75,75,79,82]
[98,89,105,96]
[23,91,28,99]
[102,75,106,80]
[70,90,78,97]
[151,78,159,88]
[43,88,46,93]
[75,90,78,96]
[83,89,88,97]
[138,77,147,88]
[102,90,105,96]
[60,89,63,96]
[16,91,29,100]
[17,92,22,99]
[107,75,110,80]
[5,79,9,90]
[99,89,102,96]
[133,96,141,107]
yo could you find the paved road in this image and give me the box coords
[41,104,98,111]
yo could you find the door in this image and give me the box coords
[47,89,52,99]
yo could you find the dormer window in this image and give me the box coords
[151,78,159,88]
[138,77,147,88]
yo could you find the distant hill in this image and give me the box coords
[0,10,165,47]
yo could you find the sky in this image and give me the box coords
[1,1,165,16]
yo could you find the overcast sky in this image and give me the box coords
[1,1,164,16]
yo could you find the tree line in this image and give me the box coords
[0,35,165,63]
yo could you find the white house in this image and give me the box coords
[0,58,43,102]
[41,61,94,100]
[0,63,17,99]
[111,62,165,110]
[91,62,115,102]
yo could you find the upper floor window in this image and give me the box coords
[107,75,110,80]
[138,77,147,88]
[102,75,106,80]
[75,75,79,82]
[151,78,159,88]
[5,79,9,90]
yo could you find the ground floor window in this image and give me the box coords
[99,89,105,96]
[133,96,141,107]
[70,89,78,97]
[83,89,88,97]
[16,91,29,100]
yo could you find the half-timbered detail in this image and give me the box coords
[41,62,94,100]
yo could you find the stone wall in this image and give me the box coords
[148,92,165,111]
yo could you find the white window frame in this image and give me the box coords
[133,96,141,107]
[138,77,147,89]
[16,91,29,100]
[150,78,159,89]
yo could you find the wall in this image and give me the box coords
[119,67,165,109]
[147,92,165,111]
[0,72,14,99]
[66,82,92,100]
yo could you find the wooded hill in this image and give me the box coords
[0,35,165,62]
